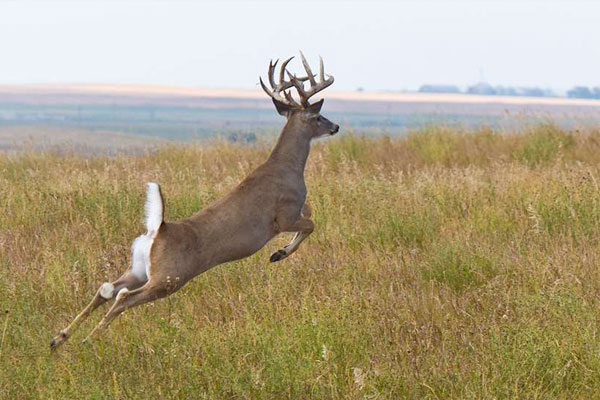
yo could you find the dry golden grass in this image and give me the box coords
[2,124,600,398]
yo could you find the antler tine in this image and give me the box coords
[299,51,317,87]
[268,59,278,90]
[283,90,300,107]
[279,57,294,89]
[259,76,274,99]
[319,56,325,82]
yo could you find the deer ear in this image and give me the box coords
[306,99,324,114]
[272,98,293,117]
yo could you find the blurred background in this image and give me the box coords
[1,0,599,152]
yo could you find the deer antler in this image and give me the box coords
[287,51,335,107]
[260,57,309,109]
[260,52,334,109]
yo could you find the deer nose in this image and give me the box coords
[331,125,339,134]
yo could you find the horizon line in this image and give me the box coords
[1,83,600,107]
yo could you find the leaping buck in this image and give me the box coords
[50,52,339,349]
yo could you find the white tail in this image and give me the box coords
[145,182,163,233]
[127,182,164,282]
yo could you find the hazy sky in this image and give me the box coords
[1,1,598,91]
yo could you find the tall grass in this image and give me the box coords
[3,124,600,398]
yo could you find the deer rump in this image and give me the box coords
[99,183,163,300]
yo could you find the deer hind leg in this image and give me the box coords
[82,279,169,344]
[270,203,314,263]
[50,272,144,350]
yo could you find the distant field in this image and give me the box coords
[1,84,600,144]
[3,124,600,398]
[0,126,169,155]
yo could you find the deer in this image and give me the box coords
[50,52,340,350]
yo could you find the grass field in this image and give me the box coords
[3,124,600,398]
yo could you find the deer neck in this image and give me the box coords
[268,120,312,174]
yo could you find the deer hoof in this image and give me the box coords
[270,250,286,262]
[50,331,68,350]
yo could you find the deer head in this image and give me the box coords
[260,52,339,139]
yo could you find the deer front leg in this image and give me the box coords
[270,203,314,262]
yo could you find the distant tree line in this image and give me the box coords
[419,83,600,99]
[418,84,461,94]
[566,86,600,99]
[418,83,556,97]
